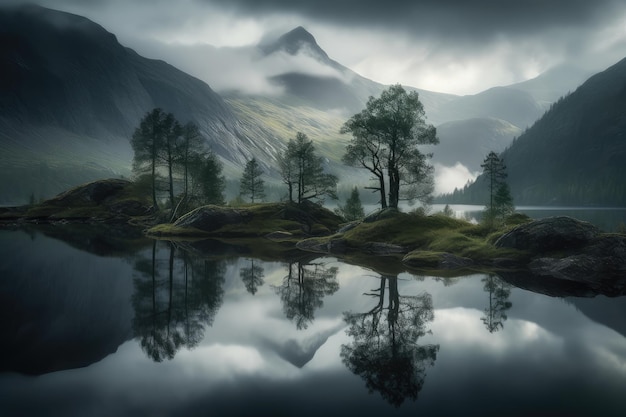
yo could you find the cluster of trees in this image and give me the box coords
[132,85,441,222]
[131,108,225,218]
[278,132,338,204]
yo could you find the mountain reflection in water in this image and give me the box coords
[1,226,626,416]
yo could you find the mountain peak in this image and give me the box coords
[261,26,330,62]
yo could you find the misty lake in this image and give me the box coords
[1,213,626,416]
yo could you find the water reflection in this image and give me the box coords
[481,274,513,333]
[274,260,339,330]
[341,274,439,407]
[3,227,626,416]
[240,259,265,295]
[132,241,225,362]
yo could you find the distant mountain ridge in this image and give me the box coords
[444,57,626,206]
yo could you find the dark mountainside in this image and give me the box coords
[0,5,279,204]
[445,57,626,206]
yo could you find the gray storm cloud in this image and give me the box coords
[3,0,626,94]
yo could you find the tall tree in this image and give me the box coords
[198,150,226,205]
[480,151,514,224]
[158,113,182,212]
[172,122,207,217]
[341,84,438,209]
[239,158,266,203]
[279,132,338,204]
[131,108,168,209]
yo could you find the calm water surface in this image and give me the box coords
[1,225,626,417]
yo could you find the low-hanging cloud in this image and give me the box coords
[5,0,626,94]
[434,162,480,195]
[133,38,350,95]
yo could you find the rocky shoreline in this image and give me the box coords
[2,179,625,297]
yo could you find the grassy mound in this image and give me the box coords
[1,179,153,223]
[302,210,532,267]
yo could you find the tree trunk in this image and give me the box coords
[151,154,158,209]
[378,172,387,209]
[388,166,400,209]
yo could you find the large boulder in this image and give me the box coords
[495,216,599,253]
[528,234,626,283]
[497,220,626,296]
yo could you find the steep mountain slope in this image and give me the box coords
[447,57,626,206]
[509,64,593,107]
[0,5,276,203]
[436,86,543,129]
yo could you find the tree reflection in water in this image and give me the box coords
[132,241,225,361]
[240,259,265,295]
[341,274,439,407]
[481,274,513,333]
[274,261,339,330]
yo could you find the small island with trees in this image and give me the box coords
[2,85,625,291]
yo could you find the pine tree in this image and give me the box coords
[336,186,365,221]
[239,158,266,203]
[197,150,225,206]
[131,108,168,209]
[480,151,514,225]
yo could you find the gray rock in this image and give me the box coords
[296,238,347,254]
[337,221,359,234]
[529,234,626,281]
[495,216,599,253]
[174,205,252,232]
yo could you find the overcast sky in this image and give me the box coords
[5,0,626,95]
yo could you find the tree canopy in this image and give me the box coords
[131,108,224,218]
[341,84,438,209]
